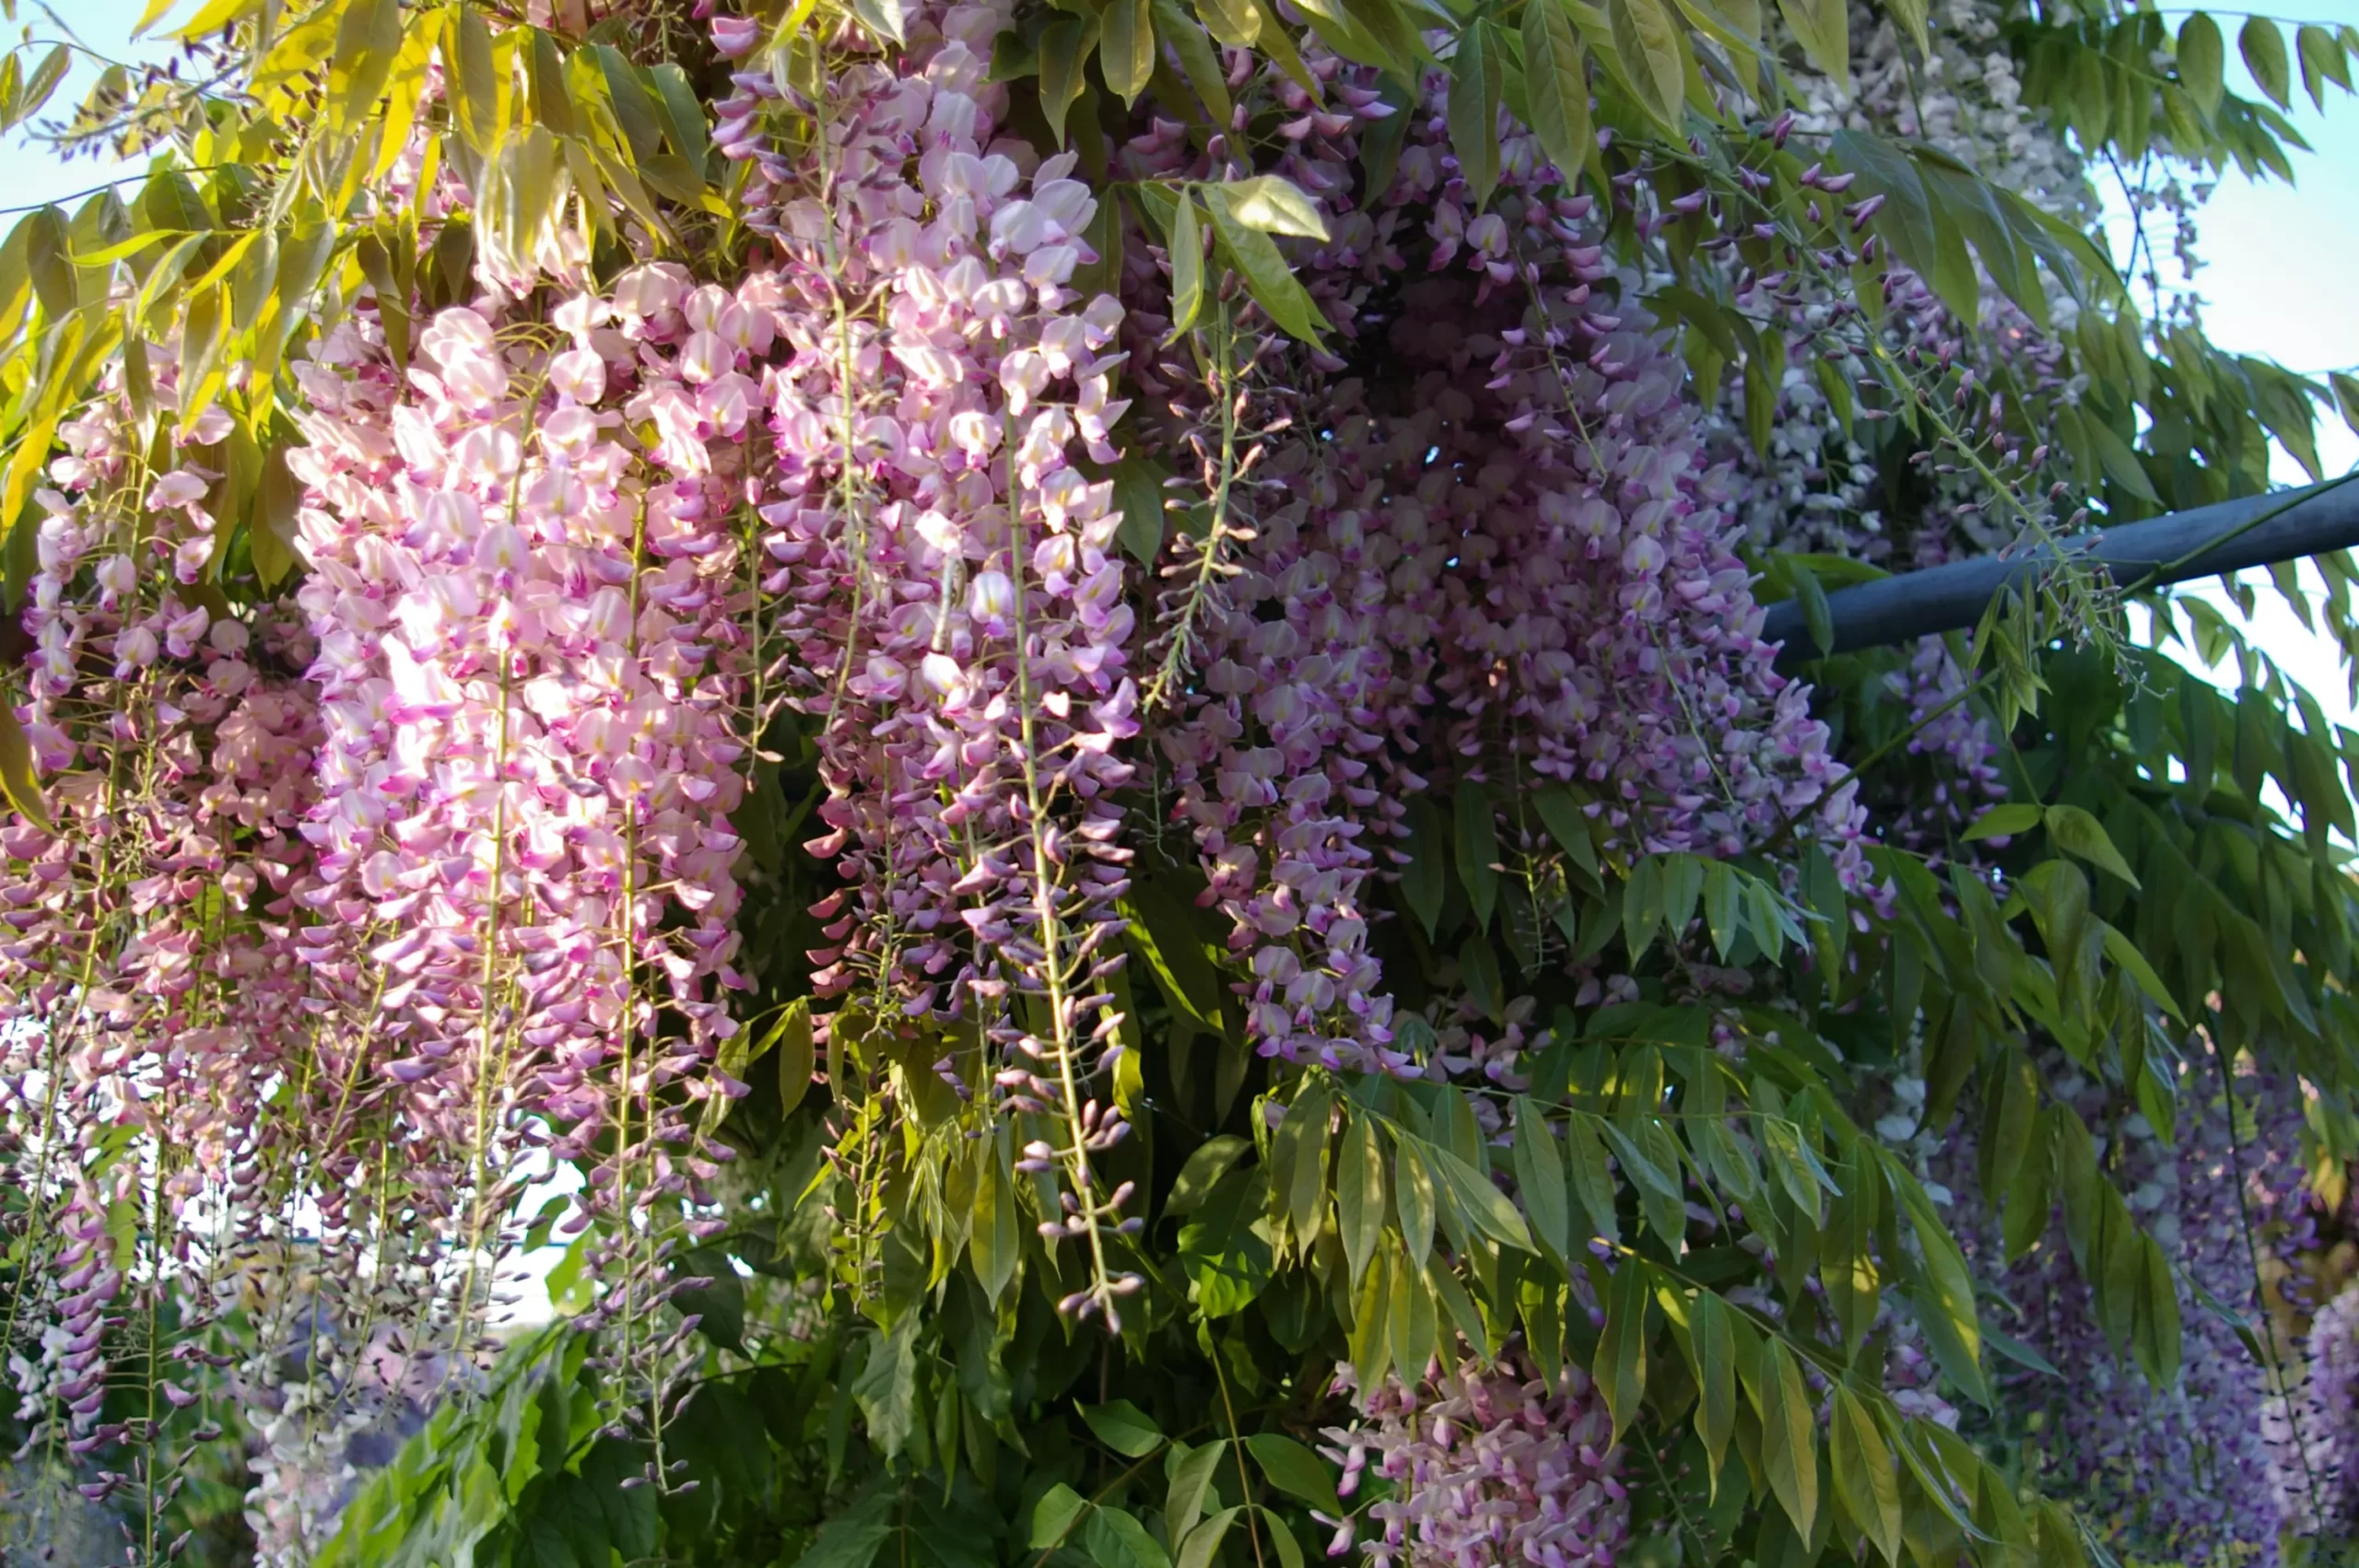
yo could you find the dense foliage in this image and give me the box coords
[4,0,2359,1562]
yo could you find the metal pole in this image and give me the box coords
[1760,478,2359,664]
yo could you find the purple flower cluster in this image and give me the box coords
[716,0,1149,1318]
[1130,37,1878,1071]
[1988,1067,2307,1564]
[1327,1348,1632,1568]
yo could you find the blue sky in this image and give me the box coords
[12,0,2359,722]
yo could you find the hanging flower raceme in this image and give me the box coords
[281,275,761,1349]
[1328,1346,1631,1568]
[0,365,327,1465]
[1135,37,1875,1077]
[2270,1274,2359,1536]
[720,0,1146,1320]
[1987,1066,2305,1565]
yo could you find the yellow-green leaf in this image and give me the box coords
[1523,0,1594,183]
[2177,13,2224,117]
[1830,1387,1902,1563]
[0,694,53,834]
[1448,20,1504,208]
[1609,0,1687,129]
[447,7,500,154]
[1167,193,1204,343]
[2241,17,2290,108]
[1191,0,1262,46]
[327,0,404,127]
[252,441,302,590]
[1777,0,1849,94]
[1215,175,1330,240]
[1039,16,1093,146]
[1511,1099,1570,1262]
[1752,1337,1818,1537]
[1689,1290,1736,1492]
[773,997,816,1117]
[1338,1114,1384,1289]
[2043,804,2140,887]
[1595,1257,1649,1439]
[1876,0,1925,57]
[1202,185,1330,343]
[24,207,74,319]
[1102,0,1156,104]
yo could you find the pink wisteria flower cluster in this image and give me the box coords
[0,0,1942,1537]
[1327,1350,1631,1568]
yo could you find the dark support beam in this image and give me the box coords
[1761,477,2359,666]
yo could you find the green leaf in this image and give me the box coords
[1085,1509,1180,1565]
[1744,333,1788,461]
[969,1129,1019,1303]
[849,0,908,43]
[2300,24,2353,107]
[1121,876,1225,1030]
[769,996,816,1117]
[1777,0,1848,92]
[1752,1337,1818,1537]
[851,1319,919,1459]
[1453,782,1500,929]
[1459,933,1504,1024]
[1168,1135,1253,1216]
[1193,0,1262,45]
[25,206,74,319]
[1393,1139,1438,1267]
[1030,1483,1089,1550]
[1566,1115,1619,1246]
[326,0,402,127]
[1830,1387,1903,1563]
[1623,855,1664,964]
[1202,185,1330,343]
[1166,193,1205,343]
[1216,175,1330,240]
[443,8,499,155]
[1964,802,2041,841]
[1248,1433,1343,1513]
[1179,1168,1274,1316]
[1338,1114,1385,1289]
[1608,0,1686,129]
[2083,415,2161,504]
[1448,21,1504,208]
[1253,1504,1307,1568]
[1596,1257,1649,1439]
[1524,0,1594,183]
[1278,1082,1333,1249]
[1531,785,1600,884]
[1894,1169,1990,1406]
[6,47,68,134]
[2178,13,2225,117]
[0,696,53,834]
[1402,795,1448,937]
[1512,1099,1571,1262]
[1178,1508,1240,1568]
[1038,16,1092,146]
[2132,1233,2184,1387]
[1082,1399,1167,1458]
[2101,921,2180,1019]
[2242,17,2291,108]
[1100,0,1156,102]
[1155,0,1235,124]
[1168,1445,1226,1544]
[178,284,230,435]
[1877,0,1927,56]
[1426,1136,1531,1250]
[2043,804,2140,887]
[1690,1290,1737,1492]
